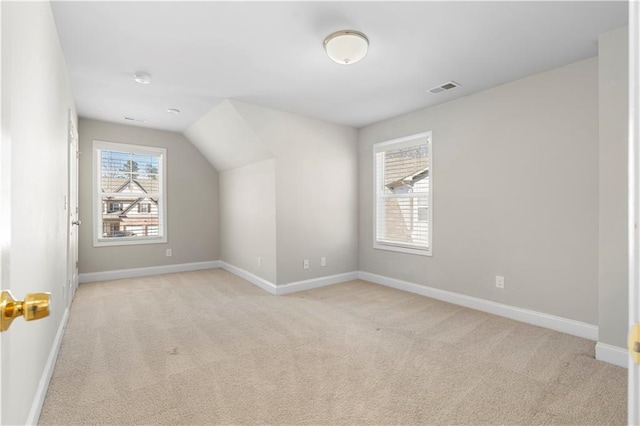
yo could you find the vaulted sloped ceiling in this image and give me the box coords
[184,99,273,172]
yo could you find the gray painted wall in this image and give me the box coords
[230,100,359,285]
[1,2,77,424]
[598,26,628,348]
[78,119,219,273]
[359,58,599,325]
[186,100,358,286]
[220,159,277,283]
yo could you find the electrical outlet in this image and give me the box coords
[166,249,172,257]
[303,259,309,270]
[496,276,505,289]
[258,256,262,267]
[321,257,327,267]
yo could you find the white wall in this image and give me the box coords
[598,26,628,349]
[220,159,277,283]
[78,119,220,273]
[1,2,77,423]
[359,58,599,324]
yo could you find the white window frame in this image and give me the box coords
[93,140,167,247]
[373,131,432,256]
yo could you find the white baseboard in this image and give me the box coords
[276,271,359,295]
[27,307,70,425]
[79,260,221,283]
[218,262,359,296]
[220,262,277,295]
[595,342,628,368]
[358,271,599,341]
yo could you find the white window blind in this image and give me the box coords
[93,141,167,247]
[373,132,432,256]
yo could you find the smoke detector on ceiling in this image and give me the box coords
[428,81,461,94]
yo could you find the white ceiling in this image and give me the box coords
[50,1,628,133]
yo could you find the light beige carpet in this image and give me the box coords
[39,269,626,425]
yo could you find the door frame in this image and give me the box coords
[66,112,79,306]
[629,1,639,424]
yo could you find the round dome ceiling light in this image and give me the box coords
[323,30,369,65]
[133,72,152,84]
[167,108,180,114]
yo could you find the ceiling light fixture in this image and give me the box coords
[167,108,180,114]
[323,30,369,65]
[133,72,152,84]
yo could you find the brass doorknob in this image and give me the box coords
[630,323,640,365]
[1,290,50,332]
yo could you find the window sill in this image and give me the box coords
[93,236,167,248]
[374,242,432,256]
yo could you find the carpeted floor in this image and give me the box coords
[39,269,627,425]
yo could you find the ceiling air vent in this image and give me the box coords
[428,81,461,94]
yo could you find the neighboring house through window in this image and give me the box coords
[107,202,121,213]
[373,131,432,256]
[93,140,167,246]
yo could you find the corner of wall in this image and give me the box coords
[598,25,629,350]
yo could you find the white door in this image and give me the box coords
[629,1,640,424]
[0,2,5,420]
[1,2,8,421]
[67,114,79,304]
[1,3,69,423]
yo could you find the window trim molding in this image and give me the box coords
[92,140,168,247]
[372,131,433,257]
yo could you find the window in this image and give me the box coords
[107,202,121,213]
[93,141,167,246]
[138,202,150,213]
[373,132,432,256]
